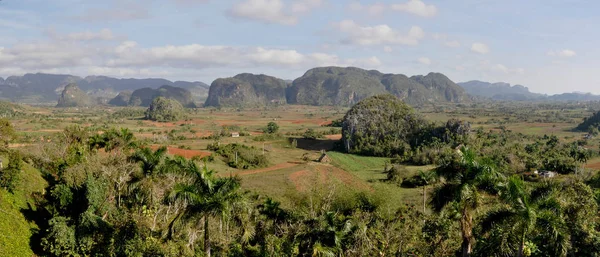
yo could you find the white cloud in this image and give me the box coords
[0,38,382,78]
[228,0,323,25]
[383,46,393,53]
[455,65,465,71]
[492,64,509,73]
[334,20,424,46]
[348,2,386,16]
[229,0,297,25]
[291,0,324,14]
[547,49,576,58]
[48,29,116,41]
[391,0,437,17]
[445,40,461,48]
[418,57,431,65]
[76,2,151,22]
[431,33,461,48]
[471,42,489,54]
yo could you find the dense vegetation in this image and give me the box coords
[577,110,600,132]
[4,97,600,256]
[56,83,93,107]
[207,142,269,169]
[205,73,288,107]
[145,97,186,122]
[287,67,469,106]
[121,85,196,108]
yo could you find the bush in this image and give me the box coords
[0,150,23,193]
[207,143,269,169]
[341,94,427,157]
[264,122,279,134]
[145,97,186,122]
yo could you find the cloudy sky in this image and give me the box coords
[0,0,596,94]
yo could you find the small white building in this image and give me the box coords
[231,132,240,138]
[539,170,557,178]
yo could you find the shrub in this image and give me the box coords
[264,122,279,134]
[207,143,269,169]
[144,97,186,122]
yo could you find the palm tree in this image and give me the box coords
[431,147,504,257]
[128,146,167,177]
[169,161,241,257]
[417,170,436,214]
[127,146,168,206]
[478,177,569,257]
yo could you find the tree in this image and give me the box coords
[169,162,241,257]
[0,118,16,147]
[477,178,572,257]
[341,94,425,157]
[0,150,22,193]
[264,122,279,134]
[417,170,436,214]
[127,146,168,205]
[431,147,504,257]
[145,97,186,122]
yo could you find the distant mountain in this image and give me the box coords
[287,67,469,106]
[0,73,209,103]
[458,80,544,101]
[458,80,600,102]
[205,73,288,107]
[548,92,600,101]
[111,85,196,107]
[56,83,93,107]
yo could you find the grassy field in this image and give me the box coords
[3,101,600,234]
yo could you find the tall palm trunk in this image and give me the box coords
[205,215,211,257]
[460,208,473,257]
[423,185,426,214]
[517,230,526,257]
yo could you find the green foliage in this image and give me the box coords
[577,110,600,131]
[0,118,16,147]
[144,96,186,122]
[342,94,425,156]
[109,107,145,119]
[264,121,279,134]
[207,143,269,169]
[56,83,93,107]
[302,128,322,140]
[205,73,288,107]
[288,66,468,106]
[0,150,23,193]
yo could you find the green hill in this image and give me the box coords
[287,67,469,106]
[56,83,93,107]
[115,85,196,108]
[205,73,288,107]
[108,91,132,106]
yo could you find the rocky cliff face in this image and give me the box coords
[204,73,288,107]
[115,85,196,107]
[287,67,469,106]
[56,83,93,107]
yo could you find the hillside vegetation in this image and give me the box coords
[288,67,469,106]
[205,73,288,107]
[56,83,93,107]
[119,85,196,108]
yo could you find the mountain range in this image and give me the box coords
[458,80,600,102]
[2,69,600,107]
[206,67,469,107]
[0,73,209,104]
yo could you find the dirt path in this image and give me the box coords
[236,162,300,176]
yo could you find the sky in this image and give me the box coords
[0,0,597,94]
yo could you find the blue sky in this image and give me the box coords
[0,0,597,94]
